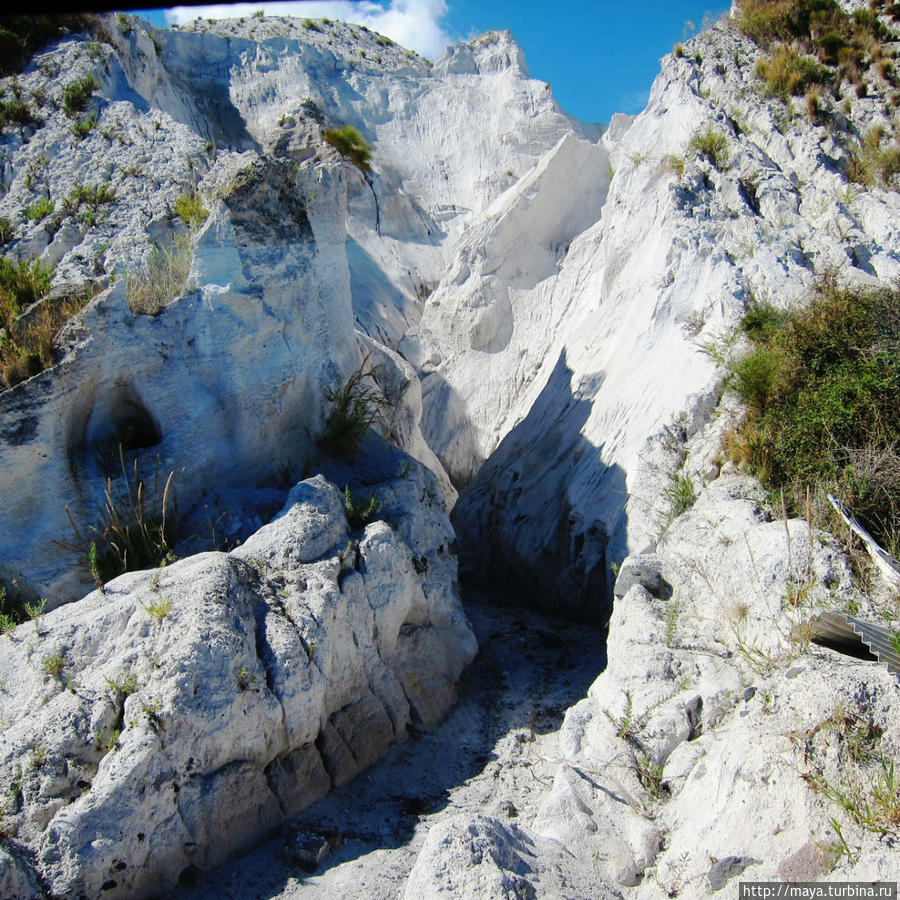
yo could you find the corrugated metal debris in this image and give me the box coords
[811,612,900,676]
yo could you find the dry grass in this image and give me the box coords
[126,239,192,316]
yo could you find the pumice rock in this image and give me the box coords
[0,461,475,898]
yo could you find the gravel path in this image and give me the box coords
[166,589,608,900]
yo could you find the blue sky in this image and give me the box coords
[130,0,730,124]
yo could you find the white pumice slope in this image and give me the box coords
[0,3,899,897]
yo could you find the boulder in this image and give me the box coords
[0,462,476,898]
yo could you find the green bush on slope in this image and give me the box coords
[725,279,900,557]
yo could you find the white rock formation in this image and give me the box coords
[0,12,595,608]
[408,6,900,619]
[0,461,475,898]
[2,3,900,896]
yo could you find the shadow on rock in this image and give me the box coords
[452,348,627,624]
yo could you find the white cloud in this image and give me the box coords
[165,0,453,60]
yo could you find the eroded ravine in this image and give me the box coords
[166,589,608,899]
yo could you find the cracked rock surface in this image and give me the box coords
[0,457,475,899]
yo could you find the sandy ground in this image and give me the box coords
[163,589,608,900]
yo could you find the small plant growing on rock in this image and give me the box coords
[236,665,251,691]
[173,191,209,230]
[62,74,100,117]
[663,473,696,520]
[126,238,193,316]
[96,727,120,753]
[632,751,668,799]
[688,128,730,171]
[70,115,97,141]
[319,355,386,459]
[342,486,379,529]
[84,452,179,581]
[105,670,138,702]
[323,125,372,173]
[24,197,54,221]
[143,596,172,621]
[602,689,635,740]
[41,651,65,678]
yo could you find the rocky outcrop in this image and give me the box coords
[0,13,595,608]
[0,455,475,898]
[409,7,900,619]
[529,466,900,894]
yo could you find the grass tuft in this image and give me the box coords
[86,451,179,582]
[173,192,208,230]
[126,239,192,316]
[688,128,730,171]
[319,355,386,459]
[62,74,100,117]
[323,125,372,173]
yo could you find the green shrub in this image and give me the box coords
[0,96,34,131]
[24,197,54,221]
[0,218,12,244]
[41,651,65,677]
[323,125,372,173]
[725,279,900,556]
[62,73,100,117]
[688,128,730,171]
[172,192,208,230]
[61,181,116,224]
[70,114,97,140]
[735,0,837,46]
[756,46,831,98]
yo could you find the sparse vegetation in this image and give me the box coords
[126,239,192,316]
[62,73,100,117]
[688,128,730,171]
[342,486,380,529]
[61,181,116,225]
[794,702,900,838]
[104,670,138,702]
[41,651,65,678]
[847,127,900,187]
[143,596,173,621]
[0,96,34,131]
[24,197,54,221]
[724,278,900,558]
[323,125,372,173]
[737,0,899,107]
[756,45,831,98]
[664,473,697,520]
[0,256,93,391]
[84,452,179,581]
[319,356,386,459]
[173,192,208,230]
[0,218,12,244]
[70,114,97,141]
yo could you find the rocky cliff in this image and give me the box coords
[0,2,899,896]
